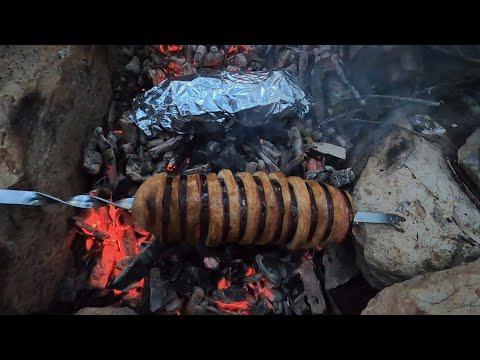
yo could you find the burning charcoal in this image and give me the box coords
[322,241,359,290]
[294,260,326,314]
[203,257,219,270]
[111,239,163,291]
[125,56,141,75]
[328,168,355,187]
[116,256,133,270]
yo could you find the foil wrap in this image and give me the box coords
[130,70,312,136]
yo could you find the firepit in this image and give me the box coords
[1,45,480,315]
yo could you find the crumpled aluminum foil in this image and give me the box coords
[130,70,312,136]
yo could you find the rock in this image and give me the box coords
[458,128,480,188]
[0,45,112,313]
[75,306,137,315]
[353,125,480,289]
[362,258,480,315]
[125,56,141,75]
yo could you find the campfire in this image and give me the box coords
[2,44,479,315]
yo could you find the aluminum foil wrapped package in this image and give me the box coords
[130,70,312,136]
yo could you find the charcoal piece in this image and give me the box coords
[253,297,272,315]
[292,293,312,315]
[119,115,138,145]
[148,135,185,160]
[215,285,245,303]
[203,257,219,270]
[82,130,103,176]
[130,70,311,135]
[322,241,359,290]
[245,162,258,173]
[111,240,163,290]
[244,272,264,284]
[329,168,355,187]
[294,260,326,314]
[228,259,248,284]
[186,286,207,315]
[183,163,212,175]
[149,268,168,313]
[255,254,285,286]
[259,139,282,162]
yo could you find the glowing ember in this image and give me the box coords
[167,61,183,77]
[226,45,253,56]
[245,267,256,277]
[215,300,251,312]
[166,163,176,172]
[76,205,152,301]
[157,45,184,54]
[151,69,166,85]
[217,277,231,290]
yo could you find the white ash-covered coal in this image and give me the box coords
[51,45,480,315]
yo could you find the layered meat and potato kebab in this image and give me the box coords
[132,170,354,250]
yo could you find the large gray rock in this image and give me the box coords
[353,125,480,289]
[0,46,112,313]
[362,258,480,315]
[75,307,138,315]
[458,128,480,189]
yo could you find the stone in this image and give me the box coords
[0,45,112,314]
[353,125,480,289]
[125,56,141,75]
[362,258,480,315]
[458,128,480,189]
[75,306,137,315]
